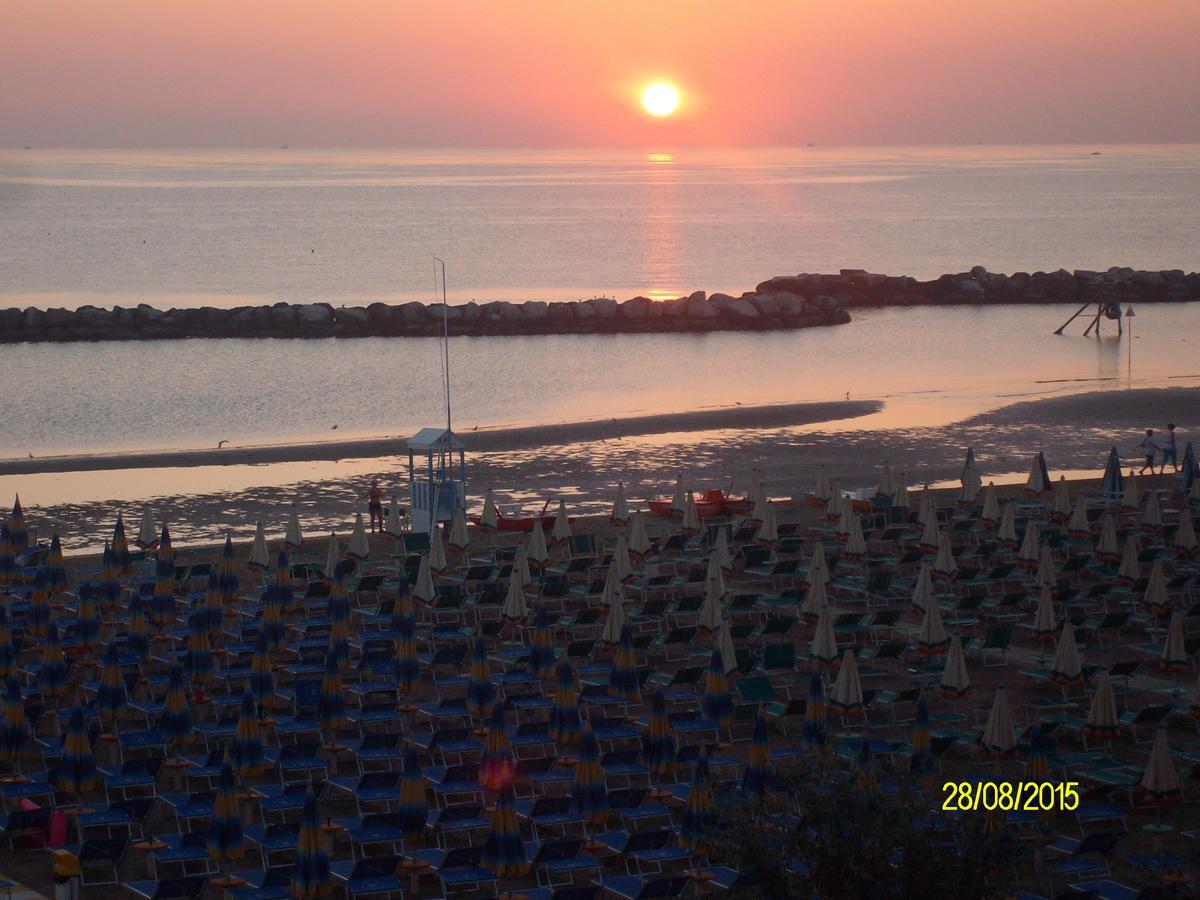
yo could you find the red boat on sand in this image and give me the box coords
[648,488,736,519]
[470,501,575,533]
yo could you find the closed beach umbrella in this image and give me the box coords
[39,621,69,699]
[698,569,724,633]
[29,567,51,639]
[527,519,549,571]
[206,757,245,872]
[917,592,949,654]
[136,506,157,550]
[548,658,581,747]
[1026,725,1050,781]
[385,497,405,540]
[679,752,715,853]
[127,598,150,663]
[285,503,303,551]
[979,483,1000,527]
[47,530,67,594]
[412,553,435,605]
[0,523,12,589]
[291,791,332,899]
[231,693,265,777]
[1051,476,1072,521]
[428,525,448,575]
[479,705,516,793]
[248,522,269,572]
[161,662,193,757]
[248,634,274,702]
[99,544,120,611]
[183,609,214,689]
[328,567,351,625]
[1141,489,1163,534]
[808,541,830,588]
[203,572,223,641]
[1173,510,1198,559]
[742,710,773,801]
[347,513,370,561]
[512,543,532,589]
[702,647,733,727]
[1160,613,1188,672]
[111,513,131,574]
[1084,671,1120,740]
[392,595,419,693]
[680,492,701,537]
[1067,496,1090,541]
[316,651,345,744]
[712,529,732,575]
[271,549,295,612]
[1094,514,1120,563]
[812,466,831,503]
[612,534,634,584]
[1139,728,1182,805]
[598,567,626,644]
[909,562,933,615]
[939,635,971,698]
[0,607,15,681]
[961,448,983,505]
[996,504,1018,549]
[328,618,349,673]
[219,534,238,603]
[1024,451,1051,496]
[1049,623,1083,685]
[397,745,428,840]
[1032,585,1057,643]
[571,726,608,826]
[825,481,843,522]
[1179,442,1197,494]
[74,583,101,655]
[466,637,495,724]
[756,500,778,546]
[830,649,864,715]
[1101,447,1124,497]
[1189,673,1200,721]
[919,515,940,554]
[802,673,827,751]
[552,499,572,544]
[1036,545,1057,590]
[809,604,838,670]
[894,472,909,511]
[715,619,737,676]
[981,688,1016,756]
[259,583,286,653]
[151,524,176,631]
[917,483,934,526]
[800,570,828,623]
[1017,520,1040,571]
[643,692,676,779]
[627,513,651,562]
[1140,558,1170,617]
[0,677,30,765]
[670,477,686,513]
[529,605,555,678]
[58,705,98,800]
[610,482,629,526]
[608,625,641,706]
[932,532,957,581]
[477,489,499,533]
[481,784,526,878]
[502,575,527,623]
[877,460,897,499]
[844,513,867,562]
[322,533,341,580]
[910,698,931,774]
[448,506,470,553]
[1116,535,1140,587]
[1121,469,1140,513]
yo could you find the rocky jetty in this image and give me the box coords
[2,266,1195,343]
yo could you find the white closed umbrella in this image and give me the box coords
[285,502,302,550]
[825,480,844,521]
[748,469,767,514]
[810,605,838,669]
[1036,545,1056,589]
[528,519,549,570]
[610,482,629,526]
[681,491,701,536]
[961,448,983,504]
[1174,510,1198,558]
[939,635,971,698]
[801,572,828,621]
[599,566,626,643]
[894,472,909,510]
[997,504,1017,547]
[1095,514,1120,561]
[844,513,867,561]
[449,505,470,552]
[412,552,435,604]
[1142,489,1163,532]
[249,521,270,571]
[323,532,341,579]
[836,504,853,540]
[704,550,727,599]
[552,500,572,543]
[478,488,499,531]
[1067,496,1090,538]
[428,525,448,574]
[980,483,1000,525]
[1118,535,1141,584]
[751,484,771,525]
[757,501,778,545]
[612,534,634,584]
[877,461,897,499]
[917,484,935,525]
[1139,728,1182,802]
[348,513,370,561]
[712,529,732,573]
[628,513,651,561]
[1049,622,1083,685]
[1051,476,1072,519]
[917,590,948,654]
[512,543,532,589]
[385,497,405,540]
[699,575,725,632]
[1141,558,1170,616]
[910,562,933,614]
[812,466,831,503]
[670,477,686,513]
[1161,613,1188,671]
[1033,584,1057,642]
[933,532,956,579]
[1025,451,1050,495]
[1085,671,1119,737]
[503,574,528,622]
[919,514,940,553]
[715,620,738,674]
[1018,520,1041,569]
[808,541,829,587]
[830,649,864,713]
[981,688,1016,755]
[1121,469,1140,512]
[137,506,157,549]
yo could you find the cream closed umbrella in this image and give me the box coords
[1084,671,1120,739]
[712,529,732,574]
[916,589,948,654]
[698,572,725,633]
[1051,476,1072,520]
[800,572,828,622]
[981,688,1016,755]
[285,503,302,550]
[323,533,341,579]
[825,480,844,521]
[385,497,405,540]
[1161,613,1188,672]
[756,501,778,546]
[249,522,270,571]
[512,544,532,589]
[680,492,701,537]
[448,506,470,552]
[877,461,897,499]
[599,567,626,644]
[1036,545,1057,589]
[1174,510,1198,558]
[1024,451,1050,495]
[1017,520,1041,569]
[1095,514,1120,562]
[748,469,767,514]
[830,649,864,714]
[412,553,435,604]
[428,526,448,575]
[1117,535,1141,585]
[715,620,738,674]
[704,551,727,599]
[552,500,572,544]
[137,506,157,549]
[1067,495,1090,539]
[894,472,909,511]
[751,483,771,526]
[808,542,829,588]
[1140,558,1170,617]
[502,575,528,622]
[612,535,634,584]
[997,504,1018,548]
[478,488,499,531]
[1141,489,1163,533]
[809,605,838,669]
[1032,584,1057,643]
[917,484,935,525]
[528,519,549,571]
[980,483,1000,526]
[961,448,983,506]
[844,513,868,561]
[933,532,956,580]
[940,635,971,698]
[910,562,934,614]
[1122,469,1140,513]
[610,482,629,526]
[919,514,940,554]
[348,513,370,561]
[1049,622,1083,685]
[812,466,831,503]
[1140,728,1182,803]
[628,514,651,561]
[670,477,686,513]
[836,504,853,541]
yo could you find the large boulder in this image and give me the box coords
[586,297,618,319]
[619,297,652,321]
[295,303,335,334]
[521,301,549,323]
[685,294,717,320]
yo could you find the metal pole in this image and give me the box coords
[433,257,453,482]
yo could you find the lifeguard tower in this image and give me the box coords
[406,427,467,534]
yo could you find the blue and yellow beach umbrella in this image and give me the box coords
[479,704,516,792]
[127,596,150,663]
[29,567,51,639]
[184,609,214,689]
[741,709,773,801]
[202,572,223,643]
[161,662,194,757]
[0,605,16,681]
[74,584,101,656]
[392,595,419,694]
[39,620,70,699]
[96,642,127,729]
[702,647,734,729]
[466,636,495,725]
[8,496,27,553]
[528,605,556,679]
[397,745,428,841]
[608,624,641,706]
[248,633,274,701]
[207,756,246,868]
[218,534,239,604]
[291,790,333,899]
[0,677,30,764]
[47,531,67,594]
[151,525,176,632]
[803,672,827,752]
[231,693,265,777]
[643,692,676,779]
[548,658,581,747]
[679,751,715,853]
[1025,725,1050,782]
[111,514,131,574]
[316,651,346,744]
[0,521,14,588]
[58,705,98,799]
[99,543,120,610]
[270,550,295,613]
[481,783,527,878]
[571,726,608,827]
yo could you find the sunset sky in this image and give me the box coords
[3,0,1198,147]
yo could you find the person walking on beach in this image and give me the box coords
[1138,429,1159,475]
[367,479,384,533]
[1160,423,1178,474]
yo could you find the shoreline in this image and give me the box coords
[0,399,883,476]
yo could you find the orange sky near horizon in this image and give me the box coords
[2,0,1198,147]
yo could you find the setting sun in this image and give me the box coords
[641,82,680,117]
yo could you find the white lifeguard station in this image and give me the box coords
[407,427,467,534]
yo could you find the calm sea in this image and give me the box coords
[2,145,1199,460]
